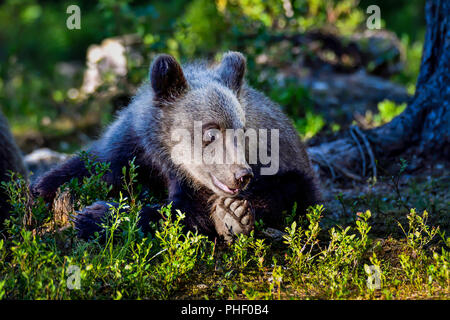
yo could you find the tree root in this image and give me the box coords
[308,0,449,182]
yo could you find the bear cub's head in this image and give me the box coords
[150,52,254,197]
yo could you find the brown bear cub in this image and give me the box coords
[0,112,27,230]
[32,52,320,241]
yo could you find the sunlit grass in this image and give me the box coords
[0,158,448,300]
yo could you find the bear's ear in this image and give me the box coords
[150,54,188,104]
[217,51,246,94]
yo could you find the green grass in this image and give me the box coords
[0,158,448,300]
[362,99,408,128]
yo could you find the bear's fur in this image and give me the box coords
[32,52,320,241]
[0,111,27,229]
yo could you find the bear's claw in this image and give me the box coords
[211,197,254,242]
[74,201,115,240]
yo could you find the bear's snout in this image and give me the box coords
[234,167,253,189]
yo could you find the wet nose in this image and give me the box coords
[235,167,253,187]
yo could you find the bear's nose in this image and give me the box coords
[235,167,253,187]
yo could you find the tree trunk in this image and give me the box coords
[308,0,449,180]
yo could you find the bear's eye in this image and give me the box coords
[207,130,216,141]
[204,128,220,146]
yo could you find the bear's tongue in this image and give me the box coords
[211,174,238,195]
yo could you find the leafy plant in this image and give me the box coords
[65,152,112,209]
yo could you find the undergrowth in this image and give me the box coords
[0,157,448,300]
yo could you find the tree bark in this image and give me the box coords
[309,0,449,180]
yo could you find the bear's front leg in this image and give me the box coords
[74,201,161,240]
[211,197,255,242]
[74,201,117,240]
[31,156,89,204]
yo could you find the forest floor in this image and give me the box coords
[1,146,447,300]
[172,159,449,300]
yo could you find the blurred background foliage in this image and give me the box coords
[0,0,426,153]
